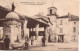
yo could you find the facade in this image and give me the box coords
[47,7,79,43]
[68,15,79,42]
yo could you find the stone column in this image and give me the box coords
[44,26,48,44]
[32,28,33,31]
[56,35,58,42]
[23,20,28,37]
[35,23,39,40]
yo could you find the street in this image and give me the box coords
[27,42,78,51]
[0,42,78,51]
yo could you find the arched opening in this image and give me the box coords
[50,9,52,14]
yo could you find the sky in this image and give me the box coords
[0,0,79,17]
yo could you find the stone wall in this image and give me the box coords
[3,20,21,44]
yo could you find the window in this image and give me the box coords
[74,22,76,24]
[60,28,63,33]
[50,9,52,14]
[73,27,76,32]
[60,20,63,25]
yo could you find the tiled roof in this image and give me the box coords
[34,14,50,23]
[0,6,11,12]
[57,14,79,21]
[48,7,57,10]
[69,15,79,21]
[57,15,68,18]
[0,6,10,19]
[0,5,49,26]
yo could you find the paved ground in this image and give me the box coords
[0,42,78,51]
[28,42,78,51]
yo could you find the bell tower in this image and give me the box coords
[48,7,57,15]
[47,7,58,42]
[47,7,57,23]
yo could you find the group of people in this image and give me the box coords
[25,36,46,49]
[3,35,46,50]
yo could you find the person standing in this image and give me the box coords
[4,35,10,50]
[25,35,29,49]
[42,37,46,47]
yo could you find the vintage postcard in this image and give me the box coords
[0,0,79,51]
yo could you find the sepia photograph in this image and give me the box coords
[0,0,79,51]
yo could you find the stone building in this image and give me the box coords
[47,7,79,43]
[47,7,58,42]
[68,14,79,42]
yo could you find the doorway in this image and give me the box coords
[58,35,64,42]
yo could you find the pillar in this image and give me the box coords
[35,23,39,40]
[44,26,48,44]
[23,20,28,37]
